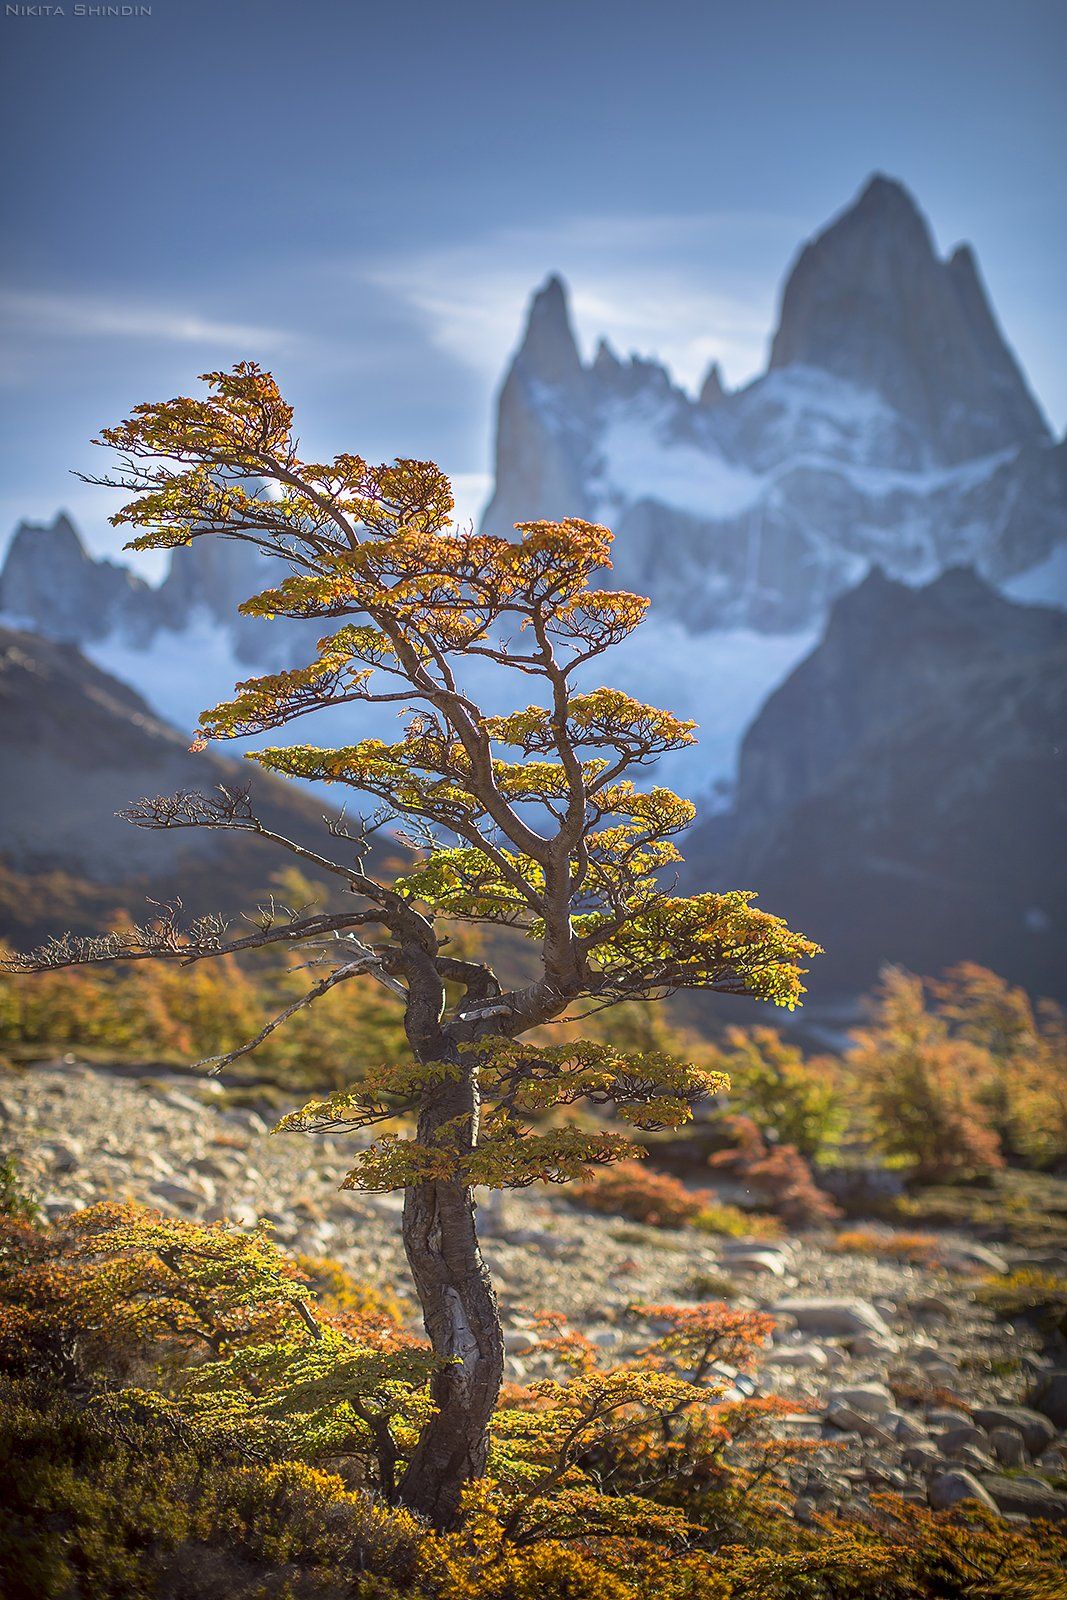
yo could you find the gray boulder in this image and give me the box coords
[973,1405,1056,1458]
[826,1382,894,1418]
[771,1297,890,1338]
[980,1472,1067,1523]
[989,1428,1027,1468]
[928,1470,998,1513]
[1029,1369,1067,1430]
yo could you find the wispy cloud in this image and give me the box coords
[0,288,293,351]
[364,209,802,395]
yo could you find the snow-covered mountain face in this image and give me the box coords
[481,175,1065,631]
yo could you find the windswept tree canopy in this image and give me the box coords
[11,360,819,1190]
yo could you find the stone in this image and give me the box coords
[221,1108,270,1135]
[792,1496,818,1525]
[770,1415,825,1440]
[972,1406,1056,1458]
[149,1181,206,1212]
[825,1403,893,1443]
[503,1329,539,1355]
[825,1382,894,1418]
[939,1241,1009,1275]
[42,1193,86,1219]
[765,1344,829,1371]
[907,1295,954,1323]
[902,1441,941,1472]
[725,1250,788,1277]
[927,1471,999,1513]
[770,1298,890,1338]
[1028,1369,1067,1430]
[161,1089,210,1117]
[887,1412,926,1444]
[938,1424,988,1455]
[950,1445,998,1474]
[979,1473,1067,1523]
[42,1140,81,1172]
[867,1464,908,1490]
[850,1332,899,1357]
[190,1154,241,1180]
[920,1361,962,1388]
[911,1345,957,1370]
[989,1428,1027,1468]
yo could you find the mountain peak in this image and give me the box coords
[7,510,91,566]
[769,175,1049,463]
[698,360,727,407]
[592,336,623,378]
[0,510,152,645]
[515,273,583,386]
[853,171,929,224]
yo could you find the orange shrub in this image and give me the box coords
[572,1161,710,1228]
[709,1116,840,1226]
[833,1229,943,1265]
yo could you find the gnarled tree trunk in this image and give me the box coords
[397,1047,505,1528]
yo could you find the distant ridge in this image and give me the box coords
[683,568,1067,999]
[0,624,396,946]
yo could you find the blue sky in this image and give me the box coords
[1,0,1064,564]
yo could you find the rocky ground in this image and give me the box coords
[4,1057,1067,1527]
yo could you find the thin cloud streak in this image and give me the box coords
[0,289,294,351]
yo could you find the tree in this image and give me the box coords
[6,363,817,1527]
[851,968,1002,1183]
[714,1025,844,1161]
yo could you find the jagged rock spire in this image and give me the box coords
[698,361,727,408]
[769,173,1050,462]
[513,274,583,387]
[0,511,149,643]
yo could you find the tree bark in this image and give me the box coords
[396,1054,505,1528]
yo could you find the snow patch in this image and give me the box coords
[83,611,249,738]
[1003,542,1067,608]
[593,399,763,519]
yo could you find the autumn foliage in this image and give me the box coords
[2,1195,1065,1600]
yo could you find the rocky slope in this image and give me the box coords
[684,569,1067,999]
[0,624,386,943]
[5,1057,1066,1527]
[482,175,1065,630]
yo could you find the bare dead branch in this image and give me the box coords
[196,955,377,1075]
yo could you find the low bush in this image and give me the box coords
[714,1025,845,1161]
[851,970,1006,1183]
[571,1160,780,1237]
[833,1229,944,1266]
[709,1116,840,1227]
[693,1203,784,1241]
[2,1200,1065,1599]
[572,1160,711,1228]
[974,1268,1067,1337]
